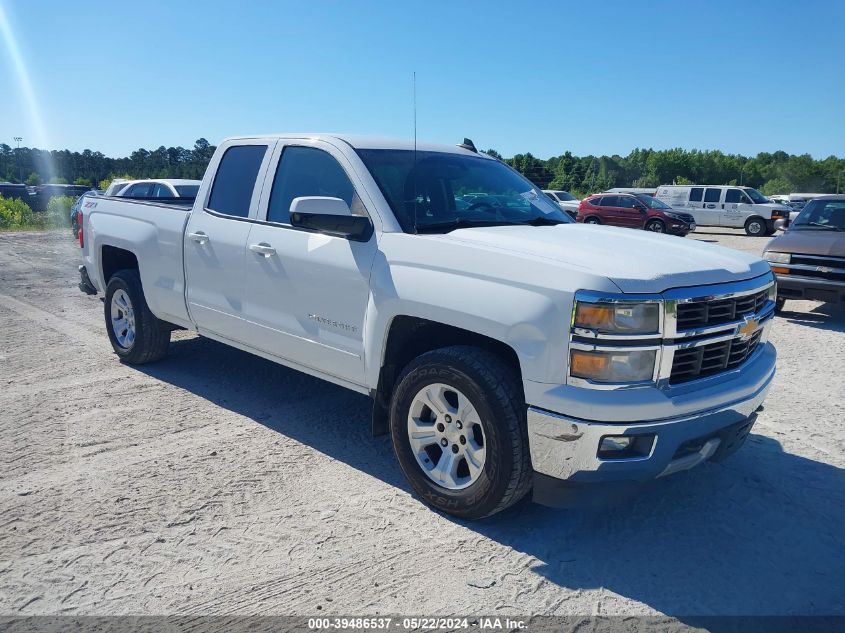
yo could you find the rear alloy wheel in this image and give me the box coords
[745,217,766,236]
[645,219,665,233]
[104,269,171,364]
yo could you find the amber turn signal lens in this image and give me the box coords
[574,304,615,329]
[570,350,610,377]
[770,266,790,274]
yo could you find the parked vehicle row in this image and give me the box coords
[1,182,93,212]
[76,133,777,519]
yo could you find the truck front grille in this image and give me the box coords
[791,254,845,268]
[670,330,763,384]
[676,288,768,330]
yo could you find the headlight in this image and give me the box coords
[764,251,790,264]
[573,301,660,334]
[663,211,687,222]
[768,279,778,301]
[570,349,657,383]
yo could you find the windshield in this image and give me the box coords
[634,193,671,209]
[175,185,199,197]
[791,199,845,230]
[744,188,770,204]
[356,149,571,232]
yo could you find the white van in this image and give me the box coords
[654,185,790,236]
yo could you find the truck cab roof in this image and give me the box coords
[223,133,494,158]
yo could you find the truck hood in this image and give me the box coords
[437,223,770,293]
[766,229,845,257]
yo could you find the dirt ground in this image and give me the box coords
[1,228,843,617]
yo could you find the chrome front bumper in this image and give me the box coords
[526,359,774,489]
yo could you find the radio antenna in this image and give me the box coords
[412,71,418,234]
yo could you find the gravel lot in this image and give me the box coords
[1,228,843,618]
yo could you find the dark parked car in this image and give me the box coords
[0,182,33,205]
[577,192,696,236]
[30,184,93,212]
[764,195,845,311]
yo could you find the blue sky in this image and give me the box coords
[1,0,843,159]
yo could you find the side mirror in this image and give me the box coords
[289,196,372,242]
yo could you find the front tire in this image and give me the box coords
[645,219,665,233]
[775,297,786,313]
[389,346,532,519]
[584,216,601,225]
[745,217,766,236]
[104,269,170,364]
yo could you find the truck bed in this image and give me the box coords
[82,196,194,328]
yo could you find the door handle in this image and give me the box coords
[188,231,209,244]
[249,242,276,257]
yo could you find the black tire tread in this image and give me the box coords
[392,345,532,519]
[105,269,170,364]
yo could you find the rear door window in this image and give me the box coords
[689,187,704,202]
[601,195,619,207]
[207,145,268,218]
[704,188,722,203]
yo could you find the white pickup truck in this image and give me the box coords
[77,134,777,518]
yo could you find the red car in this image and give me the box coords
[577,192,696,235]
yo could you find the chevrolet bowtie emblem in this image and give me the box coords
[737,316,759,340]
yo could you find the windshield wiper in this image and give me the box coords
[414,219,520,234]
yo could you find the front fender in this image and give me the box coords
[362,258,573,388]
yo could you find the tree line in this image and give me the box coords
[493,148,844,197]
[1,139,843,197]
[0,139,217,189]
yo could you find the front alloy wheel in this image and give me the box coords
[389,346,533,519]
[407,383,486,490]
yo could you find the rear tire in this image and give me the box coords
[104,269,170,364]
[745,217,766,236]
[389,346,532,519]
[645,219,665,233]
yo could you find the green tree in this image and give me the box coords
[74,177,92,187]
[25,172,41,186]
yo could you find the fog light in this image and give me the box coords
[600,436,632,452]
[597,434,655,460]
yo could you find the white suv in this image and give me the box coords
[542,190,579,217]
